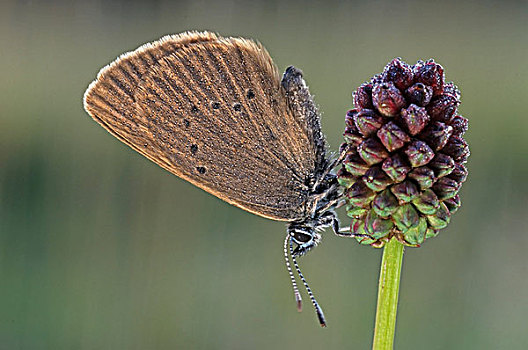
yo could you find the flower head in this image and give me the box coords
[339,58,469,247]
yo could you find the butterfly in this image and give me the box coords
[83,31,361,326]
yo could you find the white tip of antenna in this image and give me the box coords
[295,292,303,312]
[316,305,327,327]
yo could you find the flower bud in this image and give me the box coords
[336,167,356,189]
[443,82,460,100]
[377,121,411,152]
[405,83,433,107]
[354,82,374,109]
[449,115,469,136]
[427,94,459,123]
[414,59,444,95]
[443,195,461,214]
[354,109,385,137]
[346,181,376,207]
[403,217,428,246]
[432,177,460,200]
[382,58,414,90]
[343,131,363,147]
[392,204,420,232]
[344,152,370,176]
[426,228,439,239]
[372,189,399,217]
[391,180,419,203]
[350,218,377,245]
[372,82,406,117]
[420,121,453,151]
[412,189,440,215]
[344,110,363,146]
[345,109,357,127]
[443,136,470,162]
[400,104,430,136]
[358,138,389,165]
[382,153,411,182]
[408,167,436,189]
[426,202,450,230]
[447,163,468,183]
[346,205,368,218]
[404,140,435,167]
[365,209,395,239]
[363,166,392,192]
[429,153,455,178]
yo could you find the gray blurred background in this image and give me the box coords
[1,0,527,349]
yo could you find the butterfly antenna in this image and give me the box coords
[289,239,327,327]
[284,234,303,312]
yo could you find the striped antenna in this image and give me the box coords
[289,239,327,327]
[284,234,302,312]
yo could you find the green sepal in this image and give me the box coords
[365,209,394,239]
[412,189,440,215]
[338,177,354,189]
[356,235,378,245]
[372,189,399,217]
[392,204,420,232]
[408,166,435,189]
[425,227,439,239]
[346,182,376,208]
[346,205,368,218]
[433,177,460,200]
[403,217,428,246]
[426,202,451,229]
[350,217,377,245]
[336,167,357,189]
[391,181,419,203]
[363,167,392,192]
[443,195,461,214]
[344,154,370,176]
[343,132,363,146]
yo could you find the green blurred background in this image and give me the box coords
[1,0,527,349]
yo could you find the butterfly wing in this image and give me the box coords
[83,31,319,221]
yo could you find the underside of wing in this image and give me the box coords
[83,31,318,221]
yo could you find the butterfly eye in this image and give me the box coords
[292,231,312,244]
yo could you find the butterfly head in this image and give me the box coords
[288,224,320,257]
[287,210,337,257]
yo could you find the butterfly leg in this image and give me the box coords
[327,143,350,172]
[314,194,337,213]
[334,225,371,240]
[326,213,371,240]
[335,199,347,209]
[312,143,350,191]
[317,210,369,239]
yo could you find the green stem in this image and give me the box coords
[372,238,405,350]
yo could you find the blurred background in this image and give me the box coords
[1,0,527,349]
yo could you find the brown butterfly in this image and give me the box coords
[83,31,360,326]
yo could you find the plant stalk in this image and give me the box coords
[372,238,405,350]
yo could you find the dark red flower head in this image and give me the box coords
[338,58,469,247]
